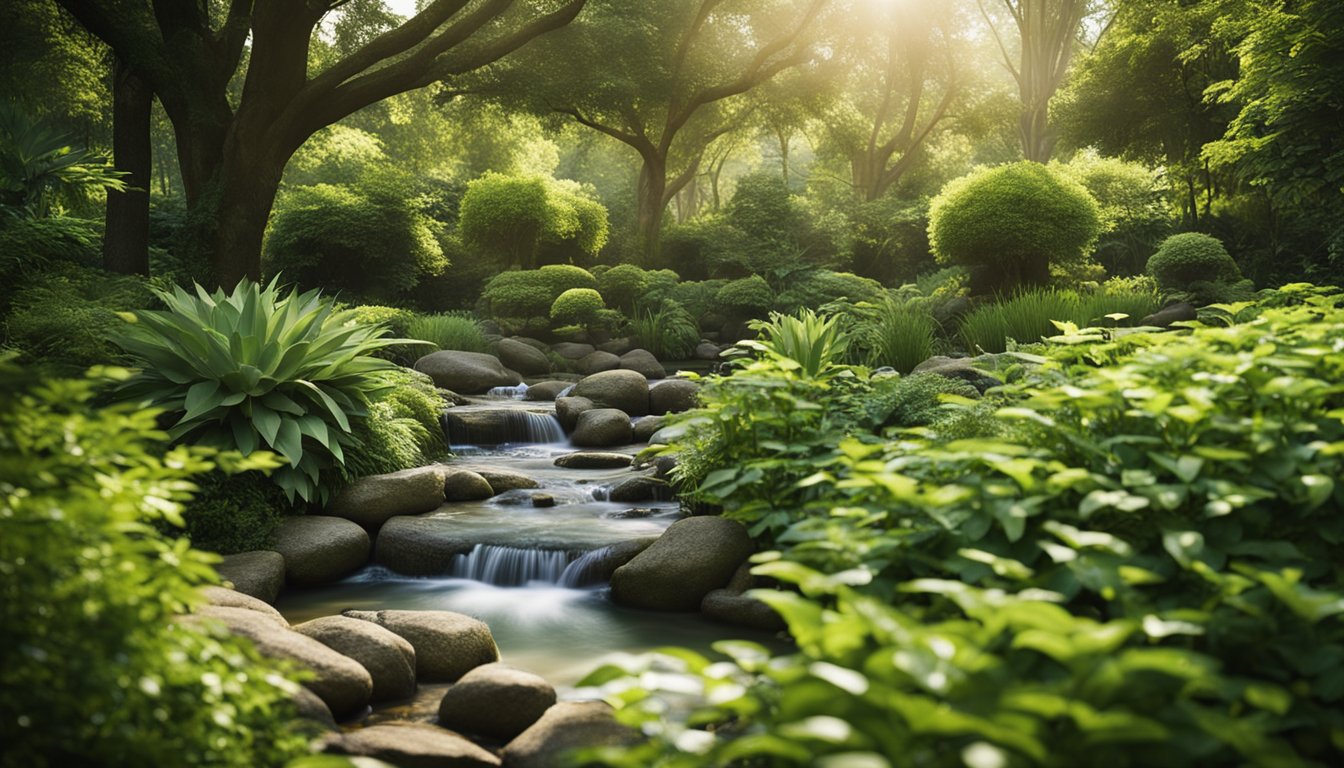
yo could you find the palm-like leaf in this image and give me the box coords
[112,278,422,504]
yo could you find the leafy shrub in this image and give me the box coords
[597,264,680,313]
[959,287,1159,353]
[864,372,979,429]
[458,172,609,269]
[658,217,753,281]
[344,367,448,479]
[4,261,155,372]
[0,215,99,291]
[480,265,598,320]
[550,287,606,326]
[112,278,406,505]
[181,471,288,554]
[404,311,490,354]
[1056,151,1173,276]
[848,194,935,284]
[929,162,1102,294]
[588,287,1344,767]
[264,170,447,303]
[774,270,885,314]
[284,125,387,187]
[630,302,700,360]
[0,103,125,217]
[668,279,728,324]
[1146,232,1242,293]
[715,275,774,320]
[843,298,938,373]
[0,361,307,766]
[344,304,422,365]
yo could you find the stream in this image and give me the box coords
[276,393,782,693]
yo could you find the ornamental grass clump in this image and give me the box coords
[112,278,416,504]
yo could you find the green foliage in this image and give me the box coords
[0,362,307,766]
[0,215,100,289]
[668,279,728,324]
[744,309,853,382]
[4,261,155,372]
[0,102,124,218]
[587,286,1344,767]
[715,275,774,319]
[181,471,288,554]
[843,298,938,374]
[630,302,700,360]
[725,171,798,246]
[480,265,598,321]
[774,270,885,314]
[550,287,606,325]
[597,263,679,313]
[1146,232,1242,295]
[847,194,936,284]
[1056,151,1174,276]
[929,162,1102,294]
[264,169,447,303]
[404,311,491,354]
[865,372,980,430]
[960,286,1161,354]
[344,367,448,479]
[284,125,388,187]
[342,304,421,365]
[659,217,754,281]
[112,278,409,505]
[457,172,609,269]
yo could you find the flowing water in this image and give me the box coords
[276,394,784,692]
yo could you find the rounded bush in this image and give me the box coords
[550,287,606,325]
[481,266,597,320]
[716,275,775,318]
[776,270,885,313]
[1146,233,1241,292]
[928,162,1101,294]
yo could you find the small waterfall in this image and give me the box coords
[558,545,616,588]
[486,383,529,399]
[451,544,582,586]
[556,384,575,399]
[442,410,566,446]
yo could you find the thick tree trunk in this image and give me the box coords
[103,58,152,276]
[1019,98,1055,163]
[636,157,668,263]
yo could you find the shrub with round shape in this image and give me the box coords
[551,287,606,327]
[481,266,597,320]
[715,275,774,320]
[928,161,1101,295]
[775,270,885,313]
[1146,232,1241,293]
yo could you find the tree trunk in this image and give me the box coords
[103,58,152,276]
[636,156,668,263]
[1019,98,1055,163]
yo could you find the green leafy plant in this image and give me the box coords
[550,287,606,326]
[344,367,449,479]
[715,275,775,321]
[842,298,938,374]
[0,102,125,218]
[774,270,885,314]
[480,265,598,322]
[112,278,414,504]
[630,302,700,360]
[0,360,307,766]
[181,471,289,554]
[1146,232,1244,299]
[959,287,1160,354]
[864,371,979,429]
[404,311,491,354]
[929,162,1102,295]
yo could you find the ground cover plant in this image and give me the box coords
[587,285,1344,767]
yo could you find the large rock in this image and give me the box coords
[438,663,557,742]
[196,606,372,719]
[522,380,572,402]
[295,615,417,703]
[554,396,595,431]
[571,408,633,448]
[596,338,635,356]
[577,350,620,375]
[343,609,499,683]
[700,563,785,631]
[443,469,495,501]
[610,516,753,612]
[553,451,633,470]
[552,342,595,360]
[1141,301,1198,328]
[573,370,649,417]
[648,379,698,415]
[910,355,1004,394]
[474,468,539,493]
[631,415,664,443]
[270,516,370,587]
[497,338,551,377]
[619,349,666,379]
[322,722,500,768]
[415,351,521,395]
[215,550,285,603]
[201,585,287,624]
[606,474,669,503]
[501,701,639,768]
[693,341,721,361]
[375,517,475,575]
[328,466,446,531]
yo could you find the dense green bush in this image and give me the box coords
[480,265,598,320]
[847,195,935,284]
[588,285,1344,767]
[181,471,289,554]
[774,270,885,314]
[343,304,422,365]
[864,371,979,429]
[715,275,774,320]
[263,169,447,303]
[1146,232,1243,294]
[929,162,1102,295]
[112,279,407,505]
[658,217,753,281]
[960,286,1161,353]
[597,263,680,313]
[1057,152,1173,276]
[0,215,99,291]
[3,261,155,372]
[0,362,307,766]
[668,279,729,324]
[458,172,609,269]
[404,311,490,354]
[842,298,938,374]
[550,287,606,326]
[344,367,448,479]
[630,302,700,360]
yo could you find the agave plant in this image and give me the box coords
[113,278,420,504]
[0,103,125,217]
[743,308,852,379]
